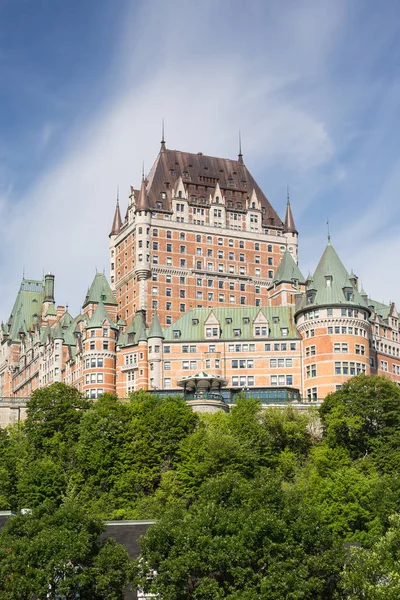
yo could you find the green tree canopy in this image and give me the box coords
[320,375,400,471]
[0,498,133,600]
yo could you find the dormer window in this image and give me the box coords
[178,191,182,198]
[192,318,199,325]
[325,275,333,288]
[243,317,250,324]
[215,196,219,203]
[226,317,232,324]
[173,330,181,339]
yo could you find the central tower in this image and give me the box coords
[109,139,298,328]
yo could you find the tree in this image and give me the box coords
[136,473,344,600]
[24,383,91,457]
[320,375,400,471]
[341,514,400,599]
[0,498,134,599]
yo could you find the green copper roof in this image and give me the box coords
[118,311,148,347]
[163,306,299,342]
[83,273,117,307]
[44,302,57,317]
[296,241,368,312]
[8,279,45,341]
[367,299,390,321]
[52,321,64,340]
[147,313,164,339]
[272,250,305,285]
[87,299,116,329]
[63,314,87,346]
[136,317,148,342]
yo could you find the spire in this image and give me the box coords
[326,218,331,243]
[160,119,166,152]
[135,177,151,213]
[238,131,243,164]
[110,189,122,236]
[284,189,297,233]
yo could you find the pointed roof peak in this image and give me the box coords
[110,193,122,236]
[148,312,164,339]
[160,119,166,152]
[83,272,117,308]
[284,193,297,233]
[238,131,243,164]
[135,177,151,213]
[273,250,305,286]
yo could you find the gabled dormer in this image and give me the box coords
[253,309,269,337]
[204,310,221,339]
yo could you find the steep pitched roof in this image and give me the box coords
[52,321,64,340]
[83,273,117,308]
[367,299,390,321]
[272,250,305,285]
[145,148,284,229]
[296,241,368,311]
[135,178,151,213]
[110,201,122,236]
[284,199,297,233]
[117,311,148,347]
[7,279,45,341]
[147,313,164,339]
[87,299,116,328]
[44,302,57,317]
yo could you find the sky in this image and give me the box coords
[1,0,400,317]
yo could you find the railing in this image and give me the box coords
[184,392,225,402]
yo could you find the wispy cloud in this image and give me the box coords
[1,0,400,317]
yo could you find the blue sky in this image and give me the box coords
[1,0,400,316]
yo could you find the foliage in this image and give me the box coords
[0,378,398,597]
[320,375,400,471]
[136,473,344,600]
[0,498,133,599]
[341,514,400,599]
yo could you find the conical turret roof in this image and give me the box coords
[272,250,304,285]
[110,200,122,236]
[88,299,116,328]
[296,240,369,311]
[148,312,164,339]
[135,178,151,213]
[284,199,297,233]
[83,273,117,307]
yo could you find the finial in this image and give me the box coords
[238,131,243,163]
[326,218,331,242]
[287,185,290,203]
[161,119,166,152]
[22,265,25,279]
[66,303,69,312]
[116,185,119,204]
[142,161,145,182]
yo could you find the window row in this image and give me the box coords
[335,362,367,375]
[85,373,104,384]
[270,375,293,386]
[265,343,297,351]
[270,358,293,368]
[85,389,104,399]
[85,358,104,368]
[327,326,367,337]
[153,230,275,253]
